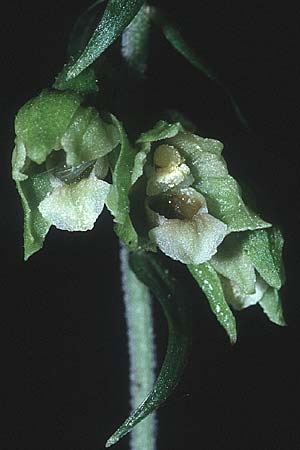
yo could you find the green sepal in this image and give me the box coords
[195,176,271,232]
[105,251,192,447]
[15,90,81,165]
[188,262,237,344]
[66,0,144,80]
[53,65,99,94]
[16,175,52,260]
[137,120,183,143]
[121,4,151,75]
[106,116,138,249]
[210,234,256,295]
[243,228,285,290]
[259,287,286,326]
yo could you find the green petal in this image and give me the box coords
[131,142,151,185]
[195,176,271,232]
[106,116,138,249]
[62,107,119,166]
[16,174,52,260]
[38,171,110,231]
[188,262,237,344]
[137,120,183,143]
[15,90,81,164]
[66,0,144,80]
[149,213,227,264]
[211,234,256,295]
[243,228,285,290]
[259,287,286,326]
[106,251,192,447]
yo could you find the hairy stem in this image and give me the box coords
[120,245,157,450]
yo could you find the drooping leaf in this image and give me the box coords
[105,251,192,447]
[121,4,151,75]
[16,174,52,260]
[66,0,144,80]
[195,176,271,232]
[210,234,256,295]
[150,7,250,131]
[259,287,286,326]
[188,262,237,344]
[106,116,138,248]
[243,227,285,290]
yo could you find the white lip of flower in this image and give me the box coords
[148,187,227,265]
[38,169,110,232]
[222,275,268,310]
[146,144,194,196]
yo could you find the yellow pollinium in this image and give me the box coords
[153,144,182,169]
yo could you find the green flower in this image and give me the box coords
[12,89,119,259]
[133,120,270,264]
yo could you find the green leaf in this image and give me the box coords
[106,252,192,447]
[243,228,285,290]
[195,176,271,232]
[137,120,183,143]
[210,234,256,295]
[259,287,286,326]
[53,65,98,94]
[16,174,52,260]
[150,7,250,131]
[67,0,106,58]
[66,0,144,80]
[121,4,151,75]
[106,116,138,248]
[188,262,237,344]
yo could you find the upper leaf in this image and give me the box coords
[150,7,250,131]
[66,0,144,80]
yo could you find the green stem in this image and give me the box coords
[120,245,157,450]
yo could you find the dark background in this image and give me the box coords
[1,1,299,449]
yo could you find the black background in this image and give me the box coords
[1,1,300,450]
